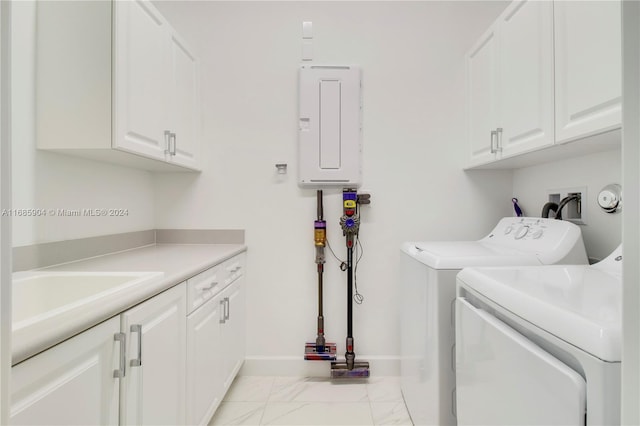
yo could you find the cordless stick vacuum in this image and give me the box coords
[331,188,370,378]
[305,190,337,361]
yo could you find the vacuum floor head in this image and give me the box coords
[304,342,337,361]
[330,360,370,378]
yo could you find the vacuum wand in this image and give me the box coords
[314,190,327,352]
[305,190,337,361]
[331,189,370,378]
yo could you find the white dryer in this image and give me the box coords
[455,245,622,425]
[400,217,588,426]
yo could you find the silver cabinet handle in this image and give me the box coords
[452,388,457,418]
[451,343,456,372]
[225,297,230,320]
[496,127,503,152]
[200,281,217,291]
[220,299,226,324]
[169,132,177,156]
[164,130,171,154]
[450,299,456,327]
[130,324,142,367]
[113,332,126,378]
[490,130,497,153]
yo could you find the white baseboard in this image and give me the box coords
[239,355,400,377]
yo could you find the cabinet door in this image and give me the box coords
[186,294,224,425]
[498,0,554,158]
[120,284,187,426]
[10,317,121,425]
[554,0,622,143]
[113,0,171,160]
[466,24,499,166]
[220,277,246,392]
[168,32,200,170]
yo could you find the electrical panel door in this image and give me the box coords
[298,65,362,187]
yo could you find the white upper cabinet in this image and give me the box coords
[114,0,171,161]
[37,0,201,172]
[466,0,622,169]
[497,0,554,158]
[467,0,554,167]
[168,32,200,169]
[467,24,499,166]
[554,0,622,143]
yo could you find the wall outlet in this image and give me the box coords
[547,186,587,225]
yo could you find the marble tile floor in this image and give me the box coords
[208,376,413,426]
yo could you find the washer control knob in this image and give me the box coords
[515,226,529,240]
[532,229,544,239]
[504,226,514,235]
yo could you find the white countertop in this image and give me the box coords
[12,243,246,365]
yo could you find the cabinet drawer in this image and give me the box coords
[187,265,225,314]
[223,254,246,286]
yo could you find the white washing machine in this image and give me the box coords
[400,217,588,426]
[455,245,622,426]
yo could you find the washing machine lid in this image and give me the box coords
[401,241,540,270]
[458,264,622,362]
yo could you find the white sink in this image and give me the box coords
[12,271,164,364]
[13,271,163,326]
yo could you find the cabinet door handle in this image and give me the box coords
[164,130,171,154]
[169,132,177,156]
[451,343,456,372]
[130,324,142,367]
[496,127,503,152]
[220,299,226,324]
[490,130,498,153]
[113,332,126,378]
[225,297,230,320]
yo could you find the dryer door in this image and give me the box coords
[455,298,586,426]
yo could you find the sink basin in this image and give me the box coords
[12,270,164,364]
[13,271,164,326]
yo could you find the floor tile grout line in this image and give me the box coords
[257,377,276,425]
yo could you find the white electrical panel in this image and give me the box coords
[298,65,362,187]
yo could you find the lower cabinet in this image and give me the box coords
[9,253,246,426]
[10,316,121,425]
[10,283,187,426]
[186,254,246,425]
[186,291,224,425]
[220,275,246,393]
[119,283,187,425]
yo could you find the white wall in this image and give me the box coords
[11,1,156,247]
[153,1,513,372]
[512,148,622,262]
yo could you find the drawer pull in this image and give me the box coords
[198,281,218,292]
